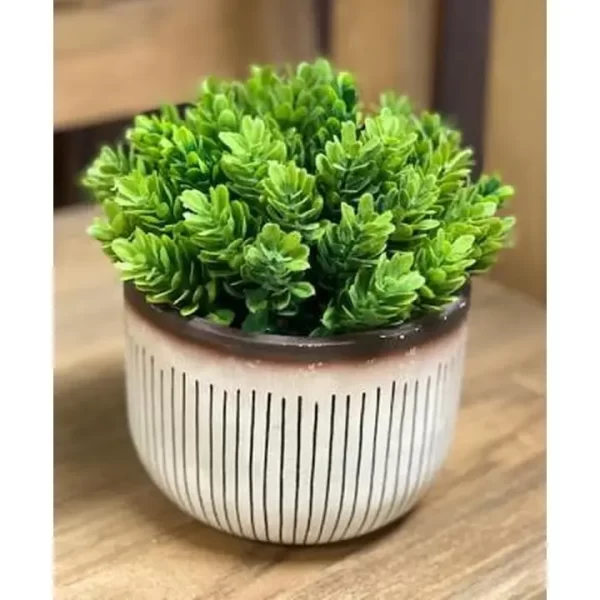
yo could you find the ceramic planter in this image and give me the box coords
[123,283,470,545]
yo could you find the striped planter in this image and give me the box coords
[123,284,469,545]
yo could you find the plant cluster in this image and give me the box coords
[83,59,515,335]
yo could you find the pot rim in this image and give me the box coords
[124,282,471,363]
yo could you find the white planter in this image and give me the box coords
[123,284,469,545]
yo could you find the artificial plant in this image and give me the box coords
[83,59,515,335]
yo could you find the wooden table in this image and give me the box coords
[54,206,546,599]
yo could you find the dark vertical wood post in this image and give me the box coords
[314,0,332,56]
[433,0,491,174]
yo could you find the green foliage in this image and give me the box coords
[181,185,251,281]
[83,59,516,335]
[317,194,394,287]
[187,77,245,142]
[219,116,287,201]
[378,167,441,248]
[127,105,217,192]
[241,60,359,167]
[362,108,416,174]
[240,224,314,332]
[415,229,476,311]
[82,144,134,203]
[443,176,516,273]
[112,229,228,321]
[87,200,135,259]
[86,170,182,257]
[315,121,383,215]
[260,161,324,241]
[378,91,413,118]
[111,171,183,232]
[321,253,425,334]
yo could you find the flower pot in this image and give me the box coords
[123,283,470,545]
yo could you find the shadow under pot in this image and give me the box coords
[123,283,470,545]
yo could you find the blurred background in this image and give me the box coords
[54,0,545,304]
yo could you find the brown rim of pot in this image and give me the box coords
[124,282,471,363]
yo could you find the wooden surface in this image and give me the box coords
[331,0,438,109]
[54,0,317,129]
[483,0,547,303]
[54,206,546,599]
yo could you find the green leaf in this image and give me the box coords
[182,185,251,281]
[219,132,247,155]
[317,194,394,287]
[242,310,270,333]
[321,252,424,333]
[245,288,269,313]
[109,229,217,317]
[81,144,133,203]
[260,161,324,241]
[290,281,316,299]
[206,309,236,327]
[451,235,475,256]
[241,223,313,321]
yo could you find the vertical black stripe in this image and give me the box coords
[125,335,132,427]
[423,364,443,487]
[441,362,449,428]
[234,390,243,536]
[440,361,451,450]
[142,347,148,458]
[440,361,450,459]
[328,395,351,542]
[279,397,286,543]
[221,390,233,533]
[150,356,158,472]
[341,392,366,539]
[134,344,140,445]
[385,382,408,524]
[292,396,303,544]
[160,369,170,498]
[248,390,257,539]
[181,372,195,514]
[357,387,381,536]
[209,384,223,529]
[315,394,336,544]
[171,366,184,508]
[262,392,272,542]
[194,379,208,522]
[370,381,396,530]
[395,381,420,517]
[302,403,319,544]
[404,376,431,512]
[135,344,141,444]
[446,357,459,454]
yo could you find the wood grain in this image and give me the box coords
[483,0,547,303]
[54,206,546,599]
[331,0,438,109]
[54,0,318,129]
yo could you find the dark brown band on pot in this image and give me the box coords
[124,283,471,364]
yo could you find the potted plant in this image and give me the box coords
[83,59,515,545]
